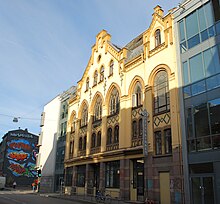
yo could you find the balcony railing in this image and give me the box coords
[106,143,119,151]
[131,137,143,147]
[77,150,86,157]
[188,134,220,152]
[90,146,101,154]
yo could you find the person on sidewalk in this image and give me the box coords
[13,181,17,189]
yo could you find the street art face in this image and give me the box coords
[6,138,38,178]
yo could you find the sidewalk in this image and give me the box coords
[39,192,145,204]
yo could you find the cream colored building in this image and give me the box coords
[65,6,184,204]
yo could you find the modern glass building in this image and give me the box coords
[173,0,220,203]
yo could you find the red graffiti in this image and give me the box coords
[8,142,31,150]
[9,163,26,175]
[8,152,29,161]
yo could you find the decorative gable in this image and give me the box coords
[143,5,174,59]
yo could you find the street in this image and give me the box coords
[0,190,93,204]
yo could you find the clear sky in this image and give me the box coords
[0,0,181,140]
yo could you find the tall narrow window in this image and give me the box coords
[132,121,138,138]
[107,128,112,145]
[109,60,114,76]
[97,131,101,146]
[81,105,88,127]
[132,82,142,107]
[155,29,161,47]
[79,137,83,150]
[109,87,120,115]
[94,96,102,121]
[154,70,170,114]
[91,133,96,148]
[100,66,104,82]
[164,129,172,154]
[83,136,87,150]
[94,70,98,86]
[86,77,89,91]
[139,118,143,137]
[69,140,74,158]
[155,131,162,155]
[114,125,119,143]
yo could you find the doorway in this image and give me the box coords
[190,175,215,204]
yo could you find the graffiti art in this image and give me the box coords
[7,149,30,162]
[7,139,31,151]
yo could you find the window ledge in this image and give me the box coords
[153,153,172,158]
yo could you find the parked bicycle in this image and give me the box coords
[95,190,111,203]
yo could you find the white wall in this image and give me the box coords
[38,95,61,176]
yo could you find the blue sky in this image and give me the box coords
[0,0,181,140]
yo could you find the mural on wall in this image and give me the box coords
[6,136,38,178]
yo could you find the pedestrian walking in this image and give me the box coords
[13,181,17,189]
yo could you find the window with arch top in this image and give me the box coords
[86,77,89,91]
[109,60,114,76]
[93,70,98,86]
[100,66,105,82]
[109,87,120,115]
[155,29,161,47]
[132,82,142,107]
[154,70,170,114]
[81,105,88,127]
[94,96,102,121]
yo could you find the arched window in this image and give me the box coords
[91,133,96,148]
[81,105,88,126]
[94,96,102,121]
[71,114,76,133]
[109,60,114,76]
[114,125,119,143]
[93,70,98,86]
[155,29,161,47]
[139,118,143,137]
[100,66,104,82]
[86,77,89,91]
[109,87,120,115]
[132,82,142,107]
[83,136,87,150]
[97,131,101,146]
[132,120,137,138]
[107,128,112,145]
[79,137,83,150]
[154,70,170,114]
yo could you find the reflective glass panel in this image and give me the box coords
[206,74,220,90]
[188,34,200,49]
[183,61,189,85]
[191,80,206,95]
[185,11,199,39]
[209,98,220,135]
[179,20,185,42]
[189,53,204,82]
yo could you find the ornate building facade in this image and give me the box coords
[64,6,184,204]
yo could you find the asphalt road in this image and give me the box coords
[0,190,93,204]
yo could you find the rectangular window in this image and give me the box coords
[209,98,220,135]
[65,167,73,186]
[191,80,206,95]
[185,11,199,39]
[155,131,162,155]
[179,20,186,42]
[189,53,204,83]
[77,165,86,187]
[206,74,220,90]
[164,129,172,154]
[105,161,120,188]
[194,103,210,137]
[183,61,190,85]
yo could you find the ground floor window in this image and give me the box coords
[77,165,86,187]
[65,167,73,186]
[105,161,120,188]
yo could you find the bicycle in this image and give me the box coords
[95,190,111,203]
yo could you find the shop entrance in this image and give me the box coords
[191,175,215,204]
